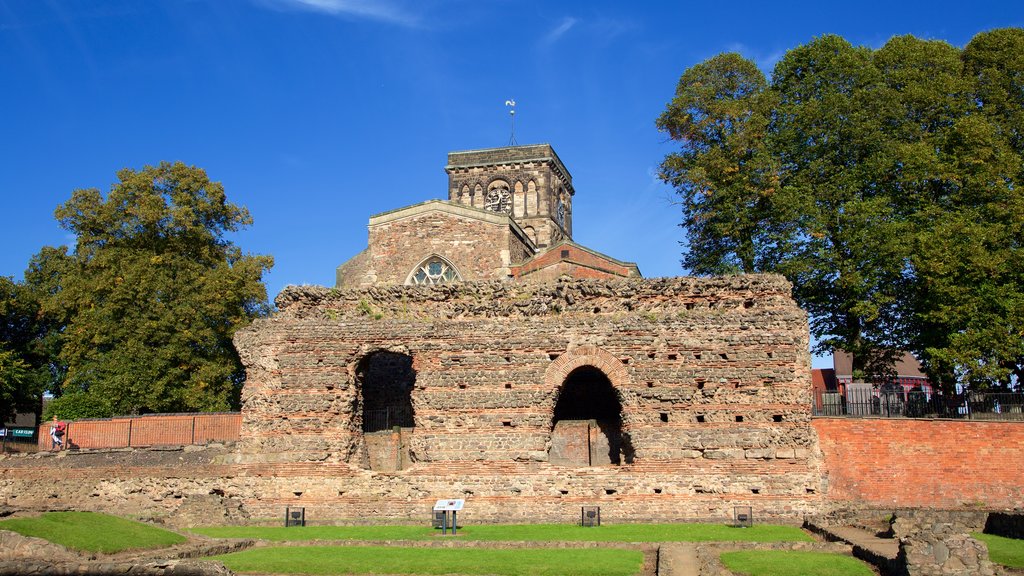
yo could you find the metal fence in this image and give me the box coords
[363,406,414,433]
[814,387,1024,420]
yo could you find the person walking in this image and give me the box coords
[49,416,65,451]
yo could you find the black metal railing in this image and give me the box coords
[813,387,1024,421]
[363,406,414,432]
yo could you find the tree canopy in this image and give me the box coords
[658,29,1024,389]
[0,276,47,422]
[35,162,273,417]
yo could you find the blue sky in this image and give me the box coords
[2,0,1021,368]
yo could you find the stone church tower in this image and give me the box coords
[446,144,573,248]
[335,144,639,288]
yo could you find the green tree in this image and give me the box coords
[39,161,273,417]
[658,30,1024,388]
[656,53,779,274]
[0,276,49,422]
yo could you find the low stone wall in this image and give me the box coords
[893,510,1001,576]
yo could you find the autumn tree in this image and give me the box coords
[39,162,273,417]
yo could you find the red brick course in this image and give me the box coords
[812,418,1024,509]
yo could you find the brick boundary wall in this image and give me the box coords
[38,413,240,451]
[812,418,1024,509]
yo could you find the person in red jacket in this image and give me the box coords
[49,416,65,451]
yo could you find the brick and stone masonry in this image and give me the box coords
[229,274,826,523]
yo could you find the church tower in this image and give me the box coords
[445,144,573,249]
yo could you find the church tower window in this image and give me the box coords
[407,256,462,285]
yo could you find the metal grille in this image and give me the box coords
[363,406,414,433]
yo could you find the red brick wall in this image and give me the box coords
[813,418,1024,508]
[512,244,637,281]
[38,413,240,450]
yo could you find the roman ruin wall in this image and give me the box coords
[229,274,825,523]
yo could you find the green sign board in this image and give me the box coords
[8,428,35,438]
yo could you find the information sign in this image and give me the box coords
[433,499,464,511]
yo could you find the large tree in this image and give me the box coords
[0,276,47,422]
[658,30,1024,388]
[40,162,273,417]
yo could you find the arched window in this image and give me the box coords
[513,181,525,218]
[406,255,462,285]
[526,180,537,215]
[473,184,484,208]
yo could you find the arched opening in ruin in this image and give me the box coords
[355,350,416,472]
[549,366,632,466]
[358,351,416,432]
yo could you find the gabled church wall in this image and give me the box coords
[365,211,512,285]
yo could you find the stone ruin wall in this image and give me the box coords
[230,274,826,523]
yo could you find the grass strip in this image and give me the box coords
[973,532,1024,568]
[720,550,875,576]
[0,511,186,553]
[213,545,643,576]
[193,522,810,543]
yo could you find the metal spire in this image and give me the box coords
[505,99,517,146]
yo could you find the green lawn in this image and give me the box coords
[0,511,186,553]
[213,545,643,576]
[720,550,875,576]
[973,532,1024,568]
[192,522,811,543]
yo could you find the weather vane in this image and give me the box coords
[505,99,517,146]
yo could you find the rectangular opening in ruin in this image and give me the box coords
[605,489,616,495]
[561,249,570,257]
[751,488,760,494]
[459,383,467,389]
[502,420,512,427]
[505,383,512,389]
[697,382,705,390]
[735,415,744,422]
[560,489,569,495]
[744,299,754,308]
[767,351,774,358]
[647,382,654,388]
[549,352,560,360]
[659,413,669,423]
[694,353,702,360]
[654,488,663,494]
[697,415,706,423]
[719,353,728,360]
[667,353,678,360]
[773,415,783,422]
[620,357,630,365]
[647,352,655,359]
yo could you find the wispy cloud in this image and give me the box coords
[257,0,421,27]
[540,16,577,47]
[722,42,784,74]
